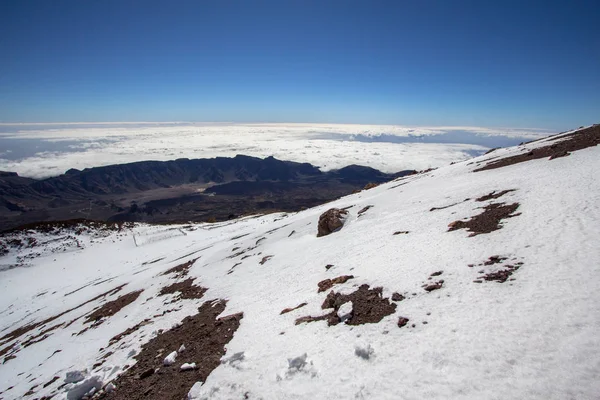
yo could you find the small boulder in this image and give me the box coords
[391,292,405,302]
[317,208,349,237]
[397,317,410,328]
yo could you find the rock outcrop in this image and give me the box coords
[317,208,348,237]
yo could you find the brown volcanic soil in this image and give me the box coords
[317,275,354,293]
[475,124,600,172]
[476,189,516,202]
[100,300,242,400]
[84,290,143,325]
[159,278,207,300]
[297,284,396,326]
[161,258,198,279]
[448,202,520,236]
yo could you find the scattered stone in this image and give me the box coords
[325,264,334,270]
[397,317,410,328]
[393,231,409,235]
[259,255,273,265]
[280,303,308,315]
[317,275,354,293]
[480,265,521,283]
[424,281,443,292]
[363,182,379,190]
[391,292,405,302]
[484,255,508,265]
[138,368,154,379]
[317,208,348,237]
[430,271,443,277]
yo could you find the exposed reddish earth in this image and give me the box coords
[476,189,516,202]
[159,278,207,301]
[297,284,396,327]
[84,290,143,325]
[448,202,520,236]
[99,300,242,400]
[317,275,354,293]
[161,258,198,278]
[280,303,308,315]
[474,124,600,172]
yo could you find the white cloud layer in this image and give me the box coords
[0,122,554,179]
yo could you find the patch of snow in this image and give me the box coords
[180,363,197,371]
[337,301,353,322]
[65,370,86,384]
[354,344,374,360]
[163,351,178,366]
[66,375,103,400]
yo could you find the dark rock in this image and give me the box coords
[317,208,348,237]
[317,275,354,293]
[391,292,405,302]
[397,317,410,328]
[424,281,443,292]
[139,368,154,379]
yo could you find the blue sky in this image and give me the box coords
[0,0,598,129]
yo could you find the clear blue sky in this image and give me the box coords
[0,0,598,129]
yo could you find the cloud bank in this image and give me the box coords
[0,122,555,179]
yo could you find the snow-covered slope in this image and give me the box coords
[1,126,599,400]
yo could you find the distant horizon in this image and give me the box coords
[0,120,566,132]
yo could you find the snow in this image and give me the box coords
[354,344,374,360]
[163,351,178,366]
[180,363,197,371]
[337,301,353,322]
[65,375,102,400]
[1,129,599,399]
[64,370,86,384]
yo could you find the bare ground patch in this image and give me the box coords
[476,189,516,202]
[297,284,396,326]
[480,265,522,283]
[357,205,374,216]
[448,202,520,236]
[317,275,354,293]
[280,302,308,315]
[99,300,242,400]
[159,278,207,300]
[475,124,600,172]
[84,290,143,326]
[161,258,198,279]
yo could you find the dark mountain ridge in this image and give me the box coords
[0,155,415,231]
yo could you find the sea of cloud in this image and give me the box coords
[0,122,554,179]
